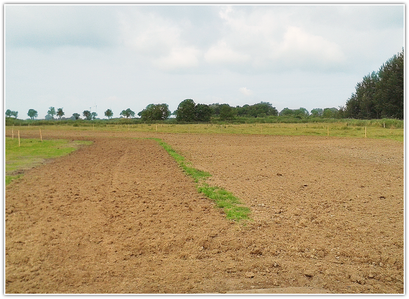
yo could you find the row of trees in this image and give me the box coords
[344,49,404,119]
[9,102,348,122]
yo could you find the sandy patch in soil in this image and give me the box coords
[6,129,403,293]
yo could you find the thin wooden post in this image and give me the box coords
[365,126,367,138]
[11,127,14,139]
[39,128,43,142]
[156,124,158,132]
[18,130,20,147]
[327,126,329,136]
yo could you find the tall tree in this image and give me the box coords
[83,110,91,120]
[91,112,98,120]
[194,104,212,122]
[120,108,135,118]
[47,107,56,119]
[72,113,80,120]
[27,109,38,120]
[175,99,196,122]
[56,108,65,119]
[345,49,404,119]
[219,104,236,120]
[6,109,12,118]
[104,109,113,119]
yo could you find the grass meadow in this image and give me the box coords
[7,122,403,141]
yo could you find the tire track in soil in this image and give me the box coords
[6,138,287,294]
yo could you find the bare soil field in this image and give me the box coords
[6,129,403,293]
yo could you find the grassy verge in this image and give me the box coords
[154,138,251,222]
[5,137,92,185]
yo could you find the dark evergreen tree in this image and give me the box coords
[345,49,404,119]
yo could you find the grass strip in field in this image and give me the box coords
[154,138,251,222]
[5,137,92,185]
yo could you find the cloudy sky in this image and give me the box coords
[5,4,404,119]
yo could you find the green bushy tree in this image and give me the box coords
[27,109,38,120]
[120,108,135,118]
[138,104,171,121]
[105,109,113,119]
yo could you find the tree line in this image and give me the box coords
[7,101,349,123]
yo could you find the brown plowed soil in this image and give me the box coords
[5,129,404,294]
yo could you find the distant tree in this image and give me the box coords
[323,108,339,118]
[209,103,222,116]
[176,99,196,122]
[47,107,56,119]
[56,108,64,119]
[279,107,309,118]
[138,104,170,121]
[91,112,98,120]
[236,104,249,117]
[248,102,278,117]
[6,109,12,118]
[194,104,212,122]
[83,110,91,120]
[105,109,113,119]
[11,111,18,119]
[120,108,135,118]
[72,113,80,120]
[219,104,236,120]
[27,109,38,120]
[279,108,294,117]
[310,108,323,117]
[337,106,346,119]
[297,108,309,117]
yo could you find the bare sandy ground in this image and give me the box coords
[6,129,403,293]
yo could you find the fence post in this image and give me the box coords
[39,128,43,142]
[365,126,367,138]
[18,130,20,147]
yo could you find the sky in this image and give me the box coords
[4,4,404,119]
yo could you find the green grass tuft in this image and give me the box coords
[155,138,251,222]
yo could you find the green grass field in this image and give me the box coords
[10,122,402,141]
[5,138,92,185]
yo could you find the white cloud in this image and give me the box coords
[211,6,347,72]
[239,87,252,96]
[204,40,250,65]
[118,9,201,71]
[153,46,200,71]
[272,26,346,70]
[119,10,181,56]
